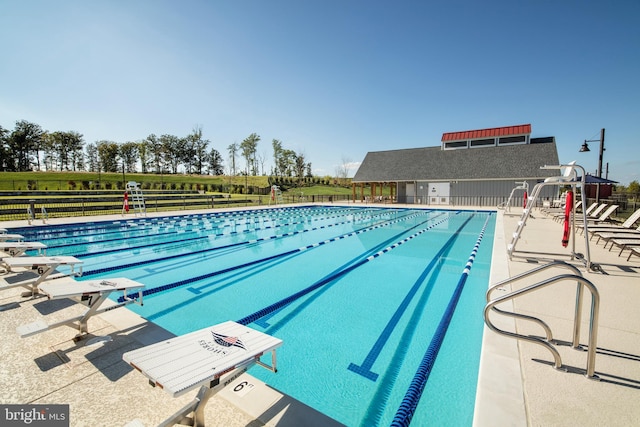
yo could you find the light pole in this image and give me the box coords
[579,128,605,178]
[579,128,606,203]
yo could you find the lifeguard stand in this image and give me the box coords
[126,181,146,216]
[269,185,283,206]
[498,181,529,214]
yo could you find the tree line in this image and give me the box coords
[0,120,317,180]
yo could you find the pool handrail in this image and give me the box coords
[484,262,600,379]
[486,260,584,346]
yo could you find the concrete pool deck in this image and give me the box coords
[0,204,638,426]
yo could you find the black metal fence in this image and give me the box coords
[0,193,355,222]
[4,191,635,223]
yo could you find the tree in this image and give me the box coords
[159,134,183,174]
[208,148,224,175]
[120,142,139,173]
[0,125,9,171]
[336,156,352,185]
[138,140,150,173]
[279,149,296,177]
[294,152,306,182]
[85,143,99,172]
[146,134,164,174]
[227,143,238,176]
[186,126,210,175]
[46,131,84,171]
[240,133,260,176]
[272,139,283,177]
[8,120,44,171]
[96,141,120,172]
[67,131,85,171]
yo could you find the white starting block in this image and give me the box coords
[0,233,24,242]
[0,241,47,258]
[1,256,83,296]
[123,321,282,427]
[17,277,144,340]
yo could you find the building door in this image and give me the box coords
[429,182,450,205]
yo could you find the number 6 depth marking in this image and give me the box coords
[234,381,248,392]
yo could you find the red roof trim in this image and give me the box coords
[441,124,531,142]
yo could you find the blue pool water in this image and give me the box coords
[12,206,495,426]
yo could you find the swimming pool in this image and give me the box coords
[12,206,495,426]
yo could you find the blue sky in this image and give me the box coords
[1,1,638,184]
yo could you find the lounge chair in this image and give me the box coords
[122,321,282,426]
[605,237,640,257]
[553,201,599,223]
[548,200,583,218]
[581,207,640,237]
[591,224,640,245]
[573,205,619,227]
[626,246,640,261]
[17,277,144,340]
[0,256,83,296]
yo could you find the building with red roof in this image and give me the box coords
[352,124,561,206]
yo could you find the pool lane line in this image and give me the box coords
[346,214,475,382]
[234,211,463,327]
[84,207,420,273]
[87,208,426,276]
[390,214,491,427]
[46,206,387,255]
[59,206,379,256]
[15,205,364,239]
[114,209,443,302]
[26,206,334,243]
[254,214,453,335]
[116,210,441,305]
[187,214,451,320]
[11,204,357,237]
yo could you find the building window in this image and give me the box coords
[498,135,526,144]
[444,141,468,149]
[470,138,495,147]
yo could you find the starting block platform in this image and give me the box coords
[1,256,83,296]
[17,277,144,339]
[0,233,24,242]
[0,241,47,258]
[123,321,282,426]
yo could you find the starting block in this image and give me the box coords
[0,241,47,258]
[17,277,144,340]
[123,321,282,426]
[1,256,83,296]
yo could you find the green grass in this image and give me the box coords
[0,171,271,191]
[0,171,355,193]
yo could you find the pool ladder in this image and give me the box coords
[484,261,600,379]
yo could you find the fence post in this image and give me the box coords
[29,199,36,222]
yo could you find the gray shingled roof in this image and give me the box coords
[353,141,560,182]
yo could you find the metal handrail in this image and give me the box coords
[487,261,584,347]
[484,264,600,379]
